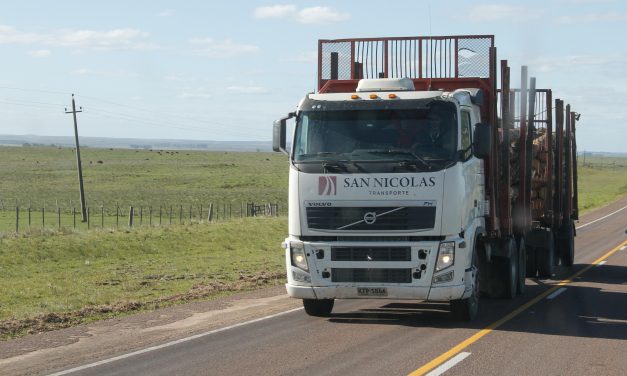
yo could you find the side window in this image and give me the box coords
[461,111,472,160]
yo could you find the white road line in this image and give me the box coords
[576,205,627,230]
[426,352,471,376]
[47,307,303,376]
[596,260,607,267]
[546,287,568,300]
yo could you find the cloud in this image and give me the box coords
[252,4,350,24]
[157,9,175,17]
[253,4,297,19]
[0,24,156,51]
[28,49,51,58]
[531,54,627,72]
[557,12,627,24]
[189,38,260,58]
[226,85,268,94]
[280,51,317,63]
[465,4,542,22]
[0,24,41,43]
[53,28,153,50]
[297,7,350,24]
[70,68,138,77]
[177,92,212,99]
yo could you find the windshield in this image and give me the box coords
[293,103,458,170]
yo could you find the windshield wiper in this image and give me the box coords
[322,160,348,172]
[363,149,432,170]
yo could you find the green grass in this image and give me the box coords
[0,146,288,209]
[0,145,625,338]
[0,146,288,233]
[577,156,627,213]
[0,217,287,337]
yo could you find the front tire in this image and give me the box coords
[451,247,479,321]
[303,299,334,317]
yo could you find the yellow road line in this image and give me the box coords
[408,239,627,376]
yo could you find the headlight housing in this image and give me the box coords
[290,242,308,272]
[435,241,455,272]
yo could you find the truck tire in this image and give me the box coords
[494,238,517,299]
[517,238,527,295]
[451,247,479,321]
[559,221,575,266]
[303,299,334,317]
[525,242,537,278]
[536,230,555,278]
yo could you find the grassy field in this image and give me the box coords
[577,155,627,213]
[0,217,287,338]
[0,146,288,233]
[0,146,288,209]
[0,146,625,339]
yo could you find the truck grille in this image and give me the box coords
[331,268,412,283]
[306,206,436,231]
[331,247,411,261]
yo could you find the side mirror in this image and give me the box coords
[472,123,491,159]
[273,112,295,155]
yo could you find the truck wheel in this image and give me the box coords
[517,238,526,295]
[495,238,517,299]
[559,221,575,267]
[302,299,334,317]
[525,242,537,278]
[451,247,479,321]
[536,230,555,278]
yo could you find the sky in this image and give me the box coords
[1,0,626,152]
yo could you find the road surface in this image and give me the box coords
[1,197,626,376]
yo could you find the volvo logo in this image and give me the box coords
[363,212,377,225]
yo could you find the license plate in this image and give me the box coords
[357,287,388,297]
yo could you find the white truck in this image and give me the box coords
[273,35,578,320]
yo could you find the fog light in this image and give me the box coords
[433,271,454,284]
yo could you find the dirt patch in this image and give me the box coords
[1,271,286,340]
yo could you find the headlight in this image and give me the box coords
[435,241,455,272]
[290,242,308,272]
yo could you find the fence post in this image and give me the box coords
[149,206,153,226]
[15,205,19,233]
[101,206,104,228]
[28,205,31,226]
[129,206,134,227]
[179,205,183,224]
[189,205,192,222]
[199,205,203,222]
[116,205,119,228]
[140,207,143,226]
[159,206,162,225]
[208,203,213,222]
[42,207,45,228]
[87,207,90,230]
[58,207,61,229]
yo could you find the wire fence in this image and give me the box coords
[0,201,282,235]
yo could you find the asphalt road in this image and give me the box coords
[3,197,626,376]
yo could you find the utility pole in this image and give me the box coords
[65,94,87,222]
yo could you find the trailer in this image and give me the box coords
[273,35,578,320]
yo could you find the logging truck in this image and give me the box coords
[273,35,578,320]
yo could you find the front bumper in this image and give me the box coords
[286,283,465,301]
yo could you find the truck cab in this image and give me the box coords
[275,77,489,319]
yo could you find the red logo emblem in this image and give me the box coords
[319,176,337,195]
